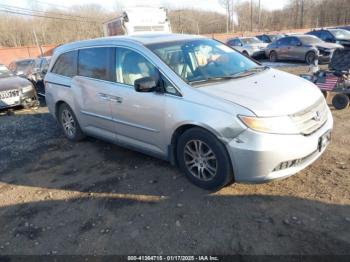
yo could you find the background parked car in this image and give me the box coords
[0,64,39,110]
[265,35,343,64]
[306,29,350,48]
[226,37,267,57]
[256,34,285,43]
[9,56,51,96]
[336,26,350,32]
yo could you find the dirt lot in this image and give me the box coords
[0,65,349,255]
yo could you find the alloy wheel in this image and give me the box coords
[184,139,218,181]
[61,109,76,138]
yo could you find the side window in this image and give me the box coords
[116,48,178,95]
[278,37,290,46]
[78,47,114,81]
[232,39,241,46]
[116,48,157,86]
[290,37,301,46]
[263,36,270,43]
[51,51,77,77]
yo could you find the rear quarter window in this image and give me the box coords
[51,51,77,78]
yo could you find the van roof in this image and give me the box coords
[54,33,204,54]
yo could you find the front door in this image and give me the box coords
[109,47,169,156]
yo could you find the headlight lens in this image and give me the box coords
[238,115,299,134]
[21,85,34,93]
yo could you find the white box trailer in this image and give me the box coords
[103,6,171,36]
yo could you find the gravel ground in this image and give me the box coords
[0,65,349,255]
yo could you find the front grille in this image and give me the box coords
[0,89,20,99]
[290,98,328,135]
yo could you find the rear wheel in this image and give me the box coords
[332,93,349,110]
[269,51,278,62]
[242,51,249,57]
[176,127,233,190]
[58,103,85,141]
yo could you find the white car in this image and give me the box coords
[45,34,332,190]
[227,37,268,57]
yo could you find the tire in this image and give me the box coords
[332,94,349,110]
[58,103,85,141]
[242,51,249,57]
[305,51,316,65]
[176,127,234,190]
[269,51,278,62]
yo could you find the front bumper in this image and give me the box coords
[226,111,333,183]
[251,49,266,57]
[0,88,38,109]
[318,55,332,64]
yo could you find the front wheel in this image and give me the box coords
[176,128,233,190]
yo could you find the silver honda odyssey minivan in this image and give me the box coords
[45,34,333,190]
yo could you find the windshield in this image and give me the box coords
[15,60,35,71]
[299,35,323,44]
[329,29,350,39]
[0,65,13,78]
[147,39,259,84]
[241,37,262,45]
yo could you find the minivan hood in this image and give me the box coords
[198,69,323,117]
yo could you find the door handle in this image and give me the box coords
[110,96,123,103]
[98,93,109,101]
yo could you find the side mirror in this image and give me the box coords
[134,77,157,92]
[42,69,47,75]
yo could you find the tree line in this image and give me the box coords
[0,0,349,48]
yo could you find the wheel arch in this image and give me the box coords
[55,100,73,119]
[305,50,316,62]
[169,123,227,166]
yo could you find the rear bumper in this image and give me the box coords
[226,110,333,183]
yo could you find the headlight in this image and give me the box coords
[21,85,34,93]
[238,115,299,134]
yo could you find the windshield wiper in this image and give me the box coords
[230,66,269,77]
[188,66,269,84]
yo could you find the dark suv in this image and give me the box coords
[307,29,350,48]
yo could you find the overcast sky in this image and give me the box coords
[3,0,290,14]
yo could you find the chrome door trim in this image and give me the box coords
[81,110,160,133]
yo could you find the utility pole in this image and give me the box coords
[300,0,304,28]
[33,30,43,57]
[250,0,253,32]
[258,0,261,31]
